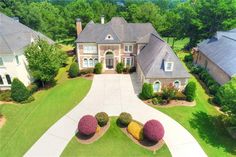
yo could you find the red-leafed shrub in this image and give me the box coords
[143,120,164,142]
[78,115,98,136]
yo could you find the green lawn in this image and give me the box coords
[0,60,92,156]
[163,37,189,52]
[151,37,236,156]
[61,118,171,157]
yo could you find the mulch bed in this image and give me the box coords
[0,115,6,128]
[80,73,94,80]
[120,127,165,152]
[144,99,196,108]
[76,121,110,144]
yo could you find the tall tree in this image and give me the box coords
[25,39,67,86]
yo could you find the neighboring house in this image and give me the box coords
[0,13,53,90]
[76,16,190,91]
[193,29,236,85]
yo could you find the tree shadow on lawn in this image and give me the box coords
[189,111,236,155]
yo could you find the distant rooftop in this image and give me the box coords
[197,28,236,77]
[0,13,54,55]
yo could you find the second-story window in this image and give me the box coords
[124,45,133,53]
[84,45,97,54]
[0,57,4,66]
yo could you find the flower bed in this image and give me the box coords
[117,113,165,152]
[76,113,110,144]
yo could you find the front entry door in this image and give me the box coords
[105,52,114,69]
[106,58,113,69]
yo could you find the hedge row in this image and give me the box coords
[191,66,220,95]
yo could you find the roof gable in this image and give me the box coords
[137,34,190,78]
[96,25,121,43]
[76,17,159,43]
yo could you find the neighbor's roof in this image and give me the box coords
[0,13,54,55]
[137,34,190,79]
[76,17,160,43]
[197,28,236,77]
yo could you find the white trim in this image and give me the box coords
[82,58,88,68]
[164,61,174,71]
[105,34,114,40]
[104,50,115,70]
[124,44,133,53]
[123,57,133,67]
[173,80,181,89]
[153,80,161,92]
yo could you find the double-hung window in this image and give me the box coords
[124,44,133,53]
[123,57,133,67]
[84,45,97,54]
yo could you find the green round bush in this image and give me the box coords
[69,62,79,78]
[209,83,220,95]
[94,63,103,74]
[95,112,109,127]
[152,97,159,105]
[140,83,153,100]
[184,81,196,102]
[116,62,124,73]
[118,112,132,126]
[11,78,30,102]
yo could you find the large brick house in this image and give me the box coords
[76,17,190,91]
[193,29,236,85]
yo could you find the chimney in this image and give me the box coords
[76,18,82,36]
[101,15,105,24]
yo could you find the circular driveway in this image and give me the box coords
[24,74,207,157]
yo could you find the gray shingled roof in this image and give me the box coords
[0,13,54,55]
[198,29,236,77]
[137,34,190,79]
[76,17,159,43]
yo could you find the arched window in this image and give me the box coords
[174,80,180,89]
[5,74,11,84]
[153,81,161,92]
[94,58,98,66]
[89,58,93,67]
[0,75,3,84]
[83,58,88,68]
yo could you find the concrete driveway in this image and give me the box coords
[24,74,207,157]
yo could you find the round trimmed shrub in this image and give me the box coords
[11,78,30,102]
[143,120,164,142]
[69,62,79,78]
[116,62,124,73]
[94,63,103,74]
[140,83,154,100]
[78,115,98,136]
[127,121,143,140]
[95,112,109,127]
[118,112,132,126]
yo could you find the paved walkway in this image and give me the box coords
[24,74,207,157]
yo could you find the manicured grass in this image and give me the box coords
[0,62,92,156]
[163,37,189,52]
[152,51,236,156]
[61,118,171,157]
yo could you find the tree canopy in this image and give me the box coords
[24,39,67,86]
[1,0,235,47]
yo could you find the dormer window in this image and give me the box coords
[164,62,174,71]
[105,34,113,40]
